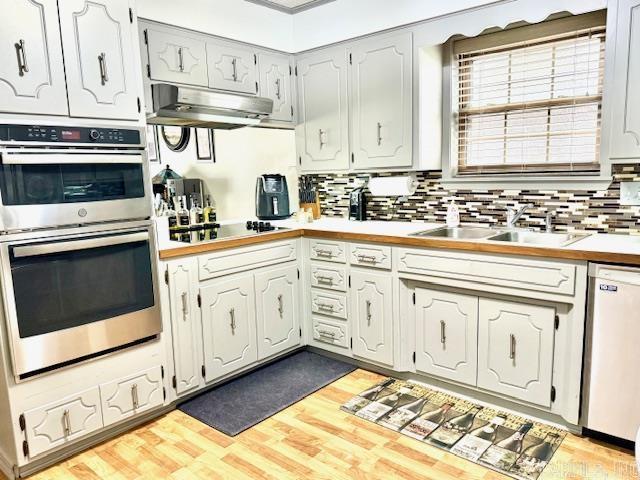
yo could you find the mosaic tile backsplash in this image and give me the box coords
[307,164,640,234]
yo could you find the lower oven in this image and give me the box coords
[0,221,162,378]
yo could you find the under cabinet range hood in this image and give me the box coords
[148,84,274,129]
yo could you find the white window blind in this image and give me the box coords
[454,12,606,176]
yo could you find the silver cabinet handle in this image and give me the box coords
[316,275,334,285]
[366,300,372,326]
[62,409,71,436]
[317,303,334,312]
[98,52,108,85]
[131,384,139,409]
[440,320,446,345]
[230,308,236,334]
[277,294,284,318]
[275,78,281,100]
[377,122,382,146]
[231,57,238,81]
[318,129,326,149]
[315,249,333,258]
[177,47,184,72]
[14,39,28,76]
[181,292,188,320]
[509,334,516,360]
[357,254,377,263]
[318,330,336,339]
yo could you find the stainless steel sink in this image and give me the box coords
[410,226,499,240]
[487,231,588,247]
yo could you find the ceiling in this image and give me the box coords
[244,0,335,14]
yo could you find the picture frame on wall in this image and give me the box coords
[195,128,215,163]
[146,125,159,162]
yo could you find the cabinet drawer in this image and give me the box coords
[312,317,349,349]
[308,239,347,263]
[311,289,348,319]
[100,366,164,427]
[350,243,391,270]
[23,387,102,458]
[398,248,576,296]
[199,240,297,281]
[309,262,347,291]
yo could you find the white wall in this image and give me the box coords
[136,0,295,51]
[151,128,298,221]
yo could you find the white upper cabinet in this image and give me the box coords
[258,52,293,122]
[255,265,300,359]
[477,298,556,407]
[0,0,68,116]
[415,288,478,386]
[351,270,394,366]
[207,40,258,94]
[296,47,350,171]
[200,273,258,381]
[58,0,141,120]
[607,0,640,160]
[350,32,413,169]
[146,27,208,87]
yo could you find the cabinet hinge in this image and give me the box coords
[299,327,302,338]
[297,268,300,279]
[18,414,25,432]
[162,387,166,400]
[164,268,169,285]
[129,7,133,23]
[551,386,556,403]
[197,293,202,308]
[298,156,302,165]
[137,97,141,113]
[349,53,352,64]
[554,315,560,330]
[171,375,177,389]
[256,81,259,93]
[146,64,151,78]
[254,53,257,65]
[348,275,351,288]
[412,352,416,363]
[143,29,148,45]
[201,365,206,378]
[350,338,353,349]
[22,440,28,458]
[412,292,416,305]
[291,105,294,117]
[351,153,354,163]
[295,66,298,76]
[161,365,165,378]
[289,65,292,75]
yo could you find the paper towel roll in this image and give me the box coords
[368,174,418,197]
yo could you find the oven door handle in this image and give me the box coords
[12,232,149,258]
[0,151,144,165]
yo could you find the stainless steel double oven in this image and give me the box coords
[0,123,161,378]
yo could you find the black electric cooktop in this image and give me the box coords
[169,221,287,244]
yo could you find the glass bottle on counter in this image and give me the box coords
[203,195,216,222]
[166,198,178,229]
[189,196,201,226]
[177,199,190,227]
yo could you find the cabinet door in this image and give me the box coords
[167,259,201,395]
[258,53,293,122]
[207,40,257,94]
[23,387,102,458]
[296,47,350,171]
[200,273,258,382]
[255,265,300,359]
[350,32,413,169]
[608,0,640,159]
[100,366,164,427]
[146,27,208,87]
[477,298,555,407]
[415,289,478,386]
[58,0,141,120]
[0,0,68,116]
[351,270,393,366]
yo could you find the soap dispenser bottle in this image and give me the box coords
[446,200,460,228]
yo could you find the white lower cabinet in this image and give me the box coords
[255,265,300,359]
[23,387,103,458]
[200,273,258,382]
[100,366,164,427]
[351,270,394,366]
[415,288,478,386]
[477,298,556,407]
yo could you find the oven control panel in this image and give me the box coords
[0,124,142,145]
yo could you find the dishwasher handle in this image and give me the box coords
[589,263,640,287]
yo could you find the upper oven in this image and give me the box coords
[0,124,151,233]
[0,221,162,378]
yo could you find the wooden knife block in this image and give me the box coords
[300,196,321,220]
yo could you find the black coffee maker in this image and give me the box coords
[349,186,367,221]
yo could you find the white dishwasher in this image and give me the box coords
[583,263,640,441]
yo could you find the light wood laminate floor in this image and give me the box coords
[27,369,637,479]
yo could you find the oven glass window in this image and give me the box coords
[10,237,155,338]
[0,163,145,205]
